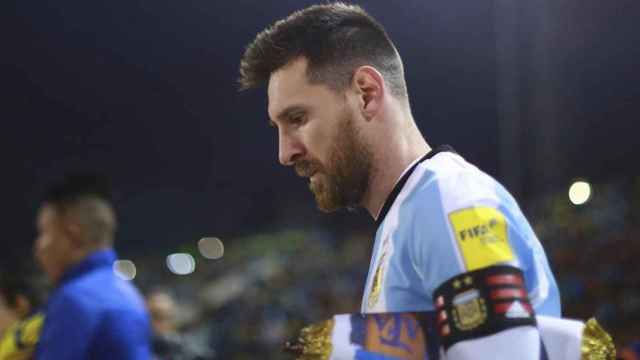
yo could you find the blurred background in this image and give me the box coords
[2,0,639,358]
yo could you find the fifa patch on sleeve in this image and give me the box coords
[448,207,514,271]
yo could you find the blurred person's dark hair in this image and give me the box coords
[0,262,48,315]
[239,2,408,99]
[42,172,113,205]
[41,173,117,247]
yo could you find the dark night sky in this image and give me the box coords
[3,0,639,261]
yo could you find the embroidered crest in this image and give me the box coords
[451,289,487,331]
[367,236,391,309]
[367,252,388,309]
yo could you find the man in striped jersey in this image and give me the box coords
[239,3,613,359]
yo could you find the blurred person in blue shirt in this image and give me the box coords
[34,174,151,360]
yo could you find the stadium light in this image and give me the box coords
[113,260,137,281]
[166,253,196,275]
[568,180,592,206]
[198,237,224,260]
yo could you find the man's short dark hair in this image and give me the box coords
[43,173,113,208]
[42,173,117,246]
[0,263,48,311]
[239,2,408,99]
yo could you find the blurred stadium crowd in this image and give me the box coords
[134,178,640,358]
[1,178,639,359]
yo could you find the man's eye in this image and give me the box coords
[290,115,306,126]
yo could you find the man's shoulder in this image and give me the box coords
[407,152,510,214]
[53,267,146,315]
[388,151,521,243]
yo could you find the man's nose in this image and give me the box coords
[278,132,304,166]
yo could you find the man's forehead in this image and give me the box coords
[267,58,311,118]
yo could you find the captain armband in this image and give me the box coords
[433,265,536,349]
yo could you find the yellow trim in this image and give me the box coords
[581,318,616,360]
[298,318,335,360]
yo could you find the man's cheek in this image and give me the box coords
[37,240,50,257]
[36,240,54,265]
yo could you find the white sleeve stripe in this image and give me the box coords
[437,176,467,271]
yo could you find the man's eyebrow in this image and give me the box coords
[269,104,308,128]
[276,105,307,122]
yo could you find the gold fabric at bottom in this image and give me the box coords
[581,318,616,360]
[296,318,335,360]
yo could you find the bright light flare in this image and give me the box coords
[113,260,137,281]
[569,181,592,206]
[166,253,196,275]
[198,237,224,260]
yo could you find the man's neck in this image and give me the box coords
[362,137,431,220]
[54,245,111,285]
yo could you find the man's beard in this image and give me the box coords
[295,109,373,212]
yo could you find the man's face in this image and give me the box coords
[34,204,73,283]
[268,58,372,212]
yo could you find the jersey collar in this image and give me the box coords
[375,145,455,227]
[58,249,117,286]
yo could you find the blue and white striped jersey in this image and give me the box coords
[361,147,561,317]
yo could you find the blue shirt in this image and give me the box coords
[36,249,152,360]
[361,147,561,316]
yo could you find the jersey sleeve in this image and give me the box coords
[407,170,555,359]
[408,169,528,303]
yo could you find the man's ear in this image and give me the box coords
[351,66,385,121]
[61,214,85,247]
